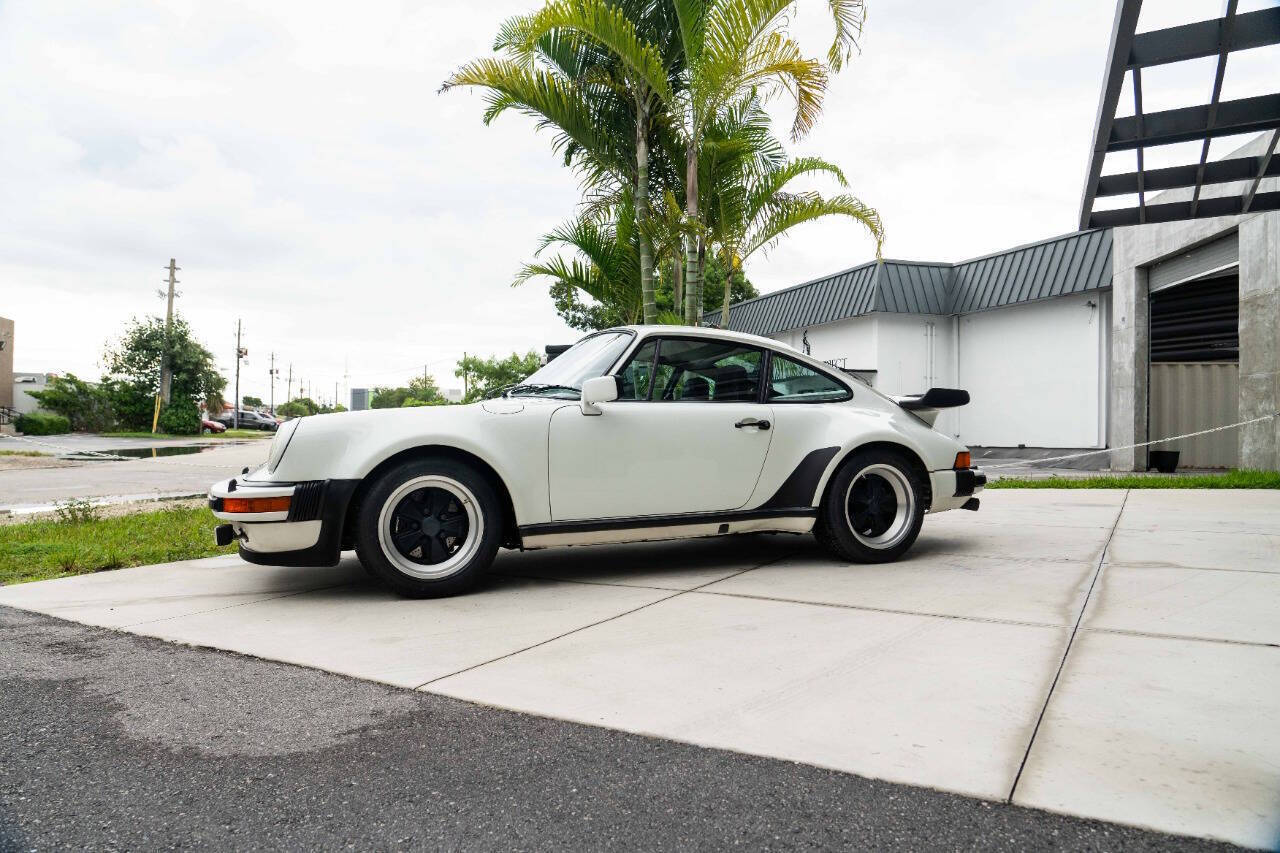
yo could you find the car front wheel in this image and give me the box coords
[355,457,502,598]
[816,448,926,563]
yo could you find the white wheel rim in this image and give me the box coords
[377,475,483,580]
[843,463,915,549]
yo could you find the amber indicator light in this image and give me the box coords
[222,496,292,514]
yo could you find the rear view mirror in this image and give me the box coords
[580,375,620,416]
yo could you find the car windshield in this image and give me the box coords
[509,331,633,398]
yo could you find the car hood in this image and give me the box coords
[246,398,565,483]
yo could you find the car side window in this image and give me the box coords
[652,339,762,402]
[767,353,851,402]
[616,340,659,400]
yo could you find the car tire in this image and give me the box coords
[816,448,926,563]
[354,457,502,598]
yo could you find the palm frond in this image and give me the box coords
[523,0,675,105]
[442,57,632,181]
[742,192,884,260]
[823,0,867,71]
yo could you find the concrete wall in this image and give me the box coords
[1238,212,1280,469]
[768,297,1106,449]
[956,293,1106,448]
[1110,211,1280,471]
[0,317,13,409]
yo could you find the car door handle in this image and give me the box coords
[734,418,770,430]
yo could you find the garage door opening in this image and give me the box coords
[1148,273,1239,469]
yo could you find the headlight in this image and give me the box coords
[267,418,300,473]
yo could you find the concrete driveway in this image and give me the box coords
[2,489,1277,849]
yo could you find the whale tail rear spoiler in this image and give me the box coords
[894,388,970,426]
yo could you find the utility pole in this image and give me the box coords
[159,258,180,406]
[334,381,339,409]
[286,363,293,403]
[233,320,247,430]
[268,352,278,414]
[462,351,468,399]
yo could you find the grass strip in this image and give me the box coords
[1,507,234,585]
[989,469,1280,489]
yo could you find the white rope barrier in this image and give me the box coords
[980,411,1280,470]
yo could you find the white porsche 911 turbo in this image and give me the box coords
[210,326,984,597]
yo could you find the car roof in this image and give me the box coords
[610,324,799,353]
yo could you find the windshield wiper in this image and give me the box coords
[505,383,580,398]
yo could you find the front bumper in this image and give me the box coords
[209,477,359,566]
[927,467,987,513]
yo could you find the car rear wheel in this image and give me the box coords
[816,448,926,563]
[355,457,501,598]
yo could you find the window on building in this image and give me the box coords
[767,354,851,402]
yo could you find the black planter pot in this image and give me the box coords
[1148,450,1180,474]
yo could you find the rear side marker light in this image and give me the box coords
[954,452,972,470]
[221,496,292,514]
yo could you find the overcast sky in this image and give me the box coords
[2,0,1275,404]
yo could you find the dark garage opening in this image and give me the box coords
[1148,274,1240,469]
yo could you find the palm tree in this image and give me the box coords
[514,203,644,326]
[671,0,867,322]
[453,0,683,324]
[447,0,876,328]
[700,98,883,320]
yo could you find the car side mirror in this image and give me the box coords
[580,375,620,416]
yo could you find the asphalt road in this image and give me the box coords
[0,440,268,512]
[0,607,1239,852]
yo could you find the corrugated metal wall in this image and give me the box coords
[1149,363,1239,469]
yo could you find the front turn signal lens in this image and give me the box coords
[953,451,972,470]
[222,495,292,514]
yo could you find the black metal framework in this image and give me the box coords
[1079,1,1280,229]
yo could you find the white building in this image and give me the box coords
[708,230,1114,461]
[708,142,1278,472]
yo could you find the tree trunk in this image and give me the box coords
[683,143,700,325]
[720,254,736,328]
[673,254,683,313]
[695,238,706,323]
[635,96,656,325]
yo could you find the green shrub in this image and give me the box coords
[15,412,71,435]
[27,373,114,431]
[157,398,201,435]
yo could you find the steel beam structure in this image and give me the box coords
[1079,2,1280,230]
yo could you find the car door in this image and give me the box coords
[547,336,775,521]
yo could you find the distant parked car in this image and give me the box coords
[216,410,278,431]
[201,418,227,434]
[210,325,984,599]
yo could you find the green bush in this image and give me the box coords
[27,373,114,431]
[156,398,201,435]
[16,412,71,435]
